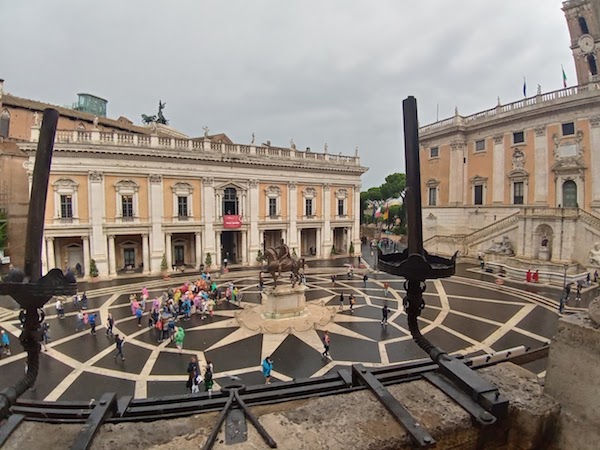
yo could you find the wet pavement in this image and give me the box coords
[0,253,567,402]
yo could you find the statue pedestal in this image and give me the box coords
[539,247,550,261]
[262,285,307,319]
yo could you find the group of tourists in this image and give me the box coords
[186,356,214,394]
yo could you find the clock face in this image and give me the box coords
[579,34,595,53]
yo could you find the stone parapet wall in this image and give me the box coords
[4,363,560,450]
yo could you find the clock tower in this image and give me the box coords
[563,0,600,84]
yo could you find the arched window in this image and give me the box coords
[579,17,590,35]
[588,54,598,76]
[562,180,578,208]
[223,187,238,215]
[0,109,10,138]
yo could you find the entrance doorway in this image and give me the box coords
[562,180,577,207]
[333,228,346,253]
[123,248,135,269]
[301,229,317,256]
[174,244,185,266]
[221,231,240,263]
[65,244,84,277]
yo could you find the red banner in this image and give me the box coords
[223,214,242,229]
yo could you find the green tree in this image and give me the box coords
[89,259,99,278]
[380,173,406,200]
[161,254,168,272]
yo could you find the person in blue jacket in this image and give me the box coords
[262,356,274,384]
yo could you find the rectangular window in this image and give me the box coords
[428,188,437,206]
[268,198,277,217]
[474,185,483,205]
[177,196,188,217]
[305,198,313,217]
[338,199,345,216]
[513,131,525,144]
[562,122,575,136]
[430,146,439,158]
[122,195,133,219]
[513,182,524,205]
[60,195,73,218]
[475,139,485,152]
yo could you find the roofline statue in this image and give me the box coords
[141,100,169,126]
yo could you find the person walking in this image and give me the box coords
[75,310,85,331]
[322,330,331,359]
[349,294,356,313]
[339,292,345,311]
[587,272,591,287]
[363,273,368,288]
[114,334,125,361]
[595,270,599,284]
[106,312,114,336]
[41,321,50,351]
[81,291,88,310]
[1,330,11,356]
[174,326,186,353]
[381,305,390,326]
[186,356,199,392]
[89,313,97,335]
[262,356,274,384]
[204,363,214,397]
[190,369,203,394]
[55,298,65,319]
[564,283,572,302]
[135,306,143,328]
[383,282,390,298]
[576,283,582,303]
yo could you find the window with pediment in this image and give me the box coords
[303,187,316,218]
[265,186,281,219]
[115,180,139,222]
[172,182,194,220]
[53,178,79,222]
[335,188,348,217]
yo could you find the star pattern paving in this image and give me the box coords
[0,272,558,402]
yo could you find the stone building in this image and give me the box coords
[0,80,365,278]
[420,0,600,276]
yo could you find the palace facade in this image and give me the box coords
[0,81,366,278]
[419,0,600,269]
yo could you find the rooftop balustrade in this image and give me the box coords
[38,128,361,166]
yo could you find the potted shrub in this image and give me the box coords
[89,258,99,280]
[349,242,355,255]
[205,252,212,268]
[161,254,169,279]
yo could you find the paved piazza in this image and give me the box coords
[0,265,561,402]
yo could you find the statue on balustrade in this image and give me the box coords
[487,236,514,255]
[157,100,168,125]
[589,242,600,266]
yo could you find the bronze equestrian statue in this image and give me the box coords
[262,239,304,287]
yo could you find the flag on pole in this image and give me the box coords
[523,77,527,97]
[562,65,568,88]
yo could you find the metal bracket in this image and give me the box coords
[0,414,25,447]
[422,372,497,426]
[351,364,435,448]
[203,384,276,450]
[71,393,117,450]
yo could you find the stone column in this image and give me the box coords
[195,232,202,268]
[148,174,165,274]
[449,141,466,205]
[47,237,56,269]
[249,179,260,264]
[202,178,216,265]
[297,229,302,256]
[316,228,322,257]
[108,235,117,276]
[215,231,222,267]
[288,182,298,250]
[534,126,548,205]
[41,235,47,274]
[323,184,331,255]
[353,184,362,255]
[259,229,265,253]
[241,231,248,264]
[590,116,600,209]
[165,233,172,269]
[88,171,108,276]
[142,233,150,275]
[82,235,91,277]
[492,134,505,204]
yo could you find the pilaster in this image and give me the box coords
[249,179,260,264]
[142,233,150,275]
[88,171,108,276]
[590,116,600,207]
[108,235,117,277]
[288,181,298,251]
[492,134,505,204]
[202,177,216,263]
[82,235,91,279]
[148,174,164,273]
[323,184,331,255]
[46,237,55,270]
[449,140,466,205]
[534,126,548,205]
[165,233,172,269]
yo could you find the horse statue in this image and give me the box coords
[141,114,157,125]
[262,240,304,287]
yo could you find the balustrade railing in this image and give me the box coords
[420,85,585,134]
[42,129,361,165]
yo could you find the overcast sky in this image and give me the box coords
[0,0,571,189]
